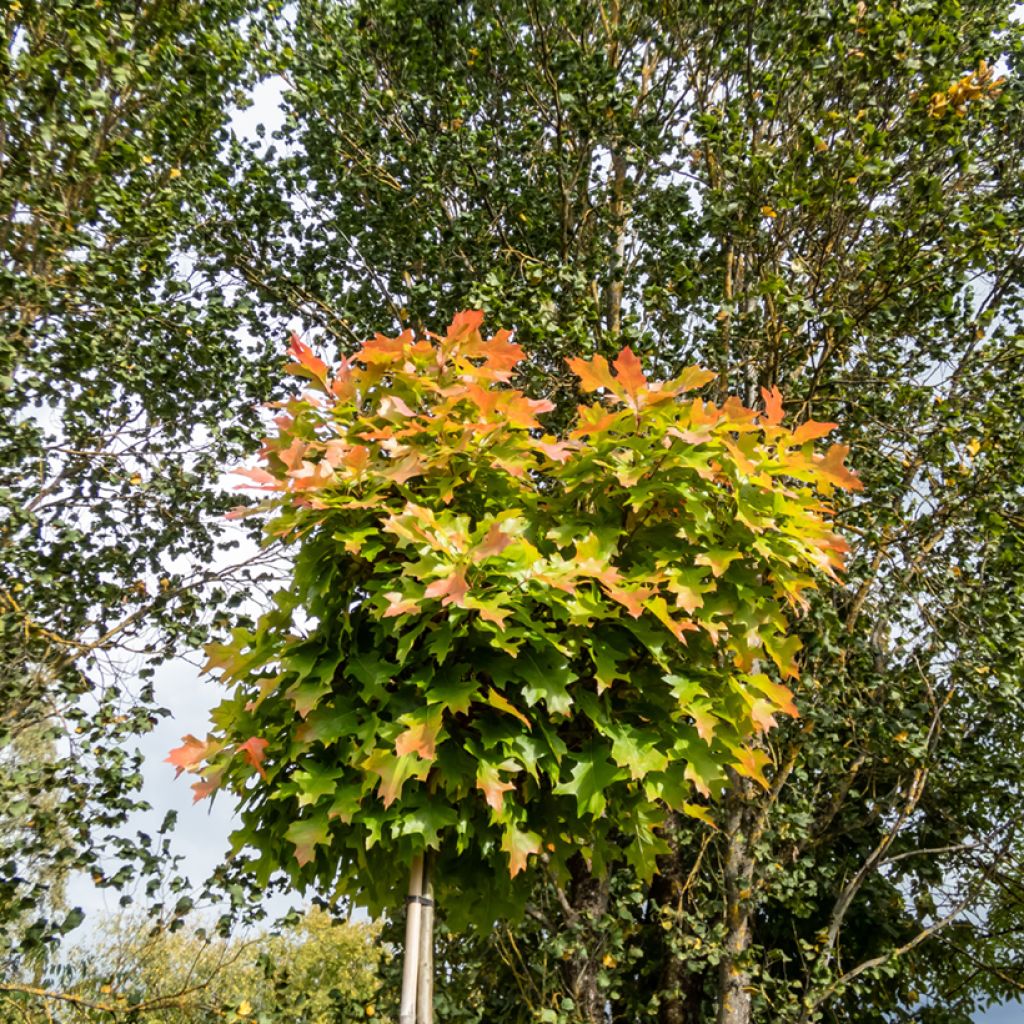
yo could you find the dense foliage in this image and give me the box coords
[4,0,1024,1021]
[203,1,1024,1020]
[0,0,276,962]
[1,907,381,1024]
[173,312,855,929]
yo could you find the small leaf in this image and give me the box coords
[501,825,542,877]
[285,815,331,866]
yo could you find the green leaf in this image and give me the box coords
[553,748,626,817]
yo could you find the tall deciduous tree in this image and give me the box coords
[0,0,277,961]
[204,1,1024,1020]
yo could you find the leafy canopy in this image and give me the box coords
[174,312,858,928]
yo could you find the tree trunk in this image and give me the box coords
[716,782,755,1024]
[416,851,435,1024]
[399,855,424,1024]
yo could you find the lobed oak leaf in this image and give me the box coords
[446,309,485,339]
[761,385,785,426]
[363,749,429,808]
[359,331,413,365]
[191,774,222,803]
[383,592,422,618]
[424,567,469,607]
[483,688,532,729]
[567,354,617,394]
[285,333,330,385]
[791,419,837,445]
[278,436,308,471]
[674,365,718,392]
[695,549,743,577]
[689,704,718,745]
[815,444,864,491]
[749,698,778,733]
[232,466,279,490]
[612,346,647,400]
[395,708,443,761]
[288,459,335,490]
[731,746,771,790]
[166,735,208,777]
[285,815,331,867]
[501,825,542,877]
[237,736,269,780]
[476,761,518,813]
[471,523,512,563]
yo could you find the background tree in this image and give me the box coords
[1,906,382,1023]
[0,0,278,962]
[201,1,1024,1021]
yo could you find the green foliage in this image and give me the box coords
[1,907,383,1023]
[0,0,278,960]
[202,0,1024,1018]
[175,312,855,929]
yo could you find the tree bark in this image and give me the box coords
[716,781,756,1024]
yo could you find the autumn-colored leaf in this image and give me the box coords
[237,736,269,779]
[476,761,517,813]
[566,353,617,393]
[395,707,443,761]
[190,775,222,803]
[471,523,512,563]
[501,825,542,877]
[791,419,837,445]
[166,735,208,777]
[383,592,422,618]
[285,815,331,867]
[612,346,647,401]
[285,333,330,385]
[424,567,469,607]
[484,688,532,729]
[816,443,864,491]
[761,385,785,426]
[695,549,743,577]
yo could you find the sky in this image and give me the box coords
[65,64,1024,1024]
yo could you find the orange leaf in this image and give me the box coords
[395,708,443,761]
[237,736,269,780]
[567,354,617,393]
[476,762,517,813]
[446,309,485,340]
[472,523,512,563]
[760,385,785,426]
[612,346,647,400]
[816,444,864,491]
[166,735,208,777]
[791,419,837,445]
[191,774,222,803]
[424,568,469,607]
[285,333,329,384]
[233,466,279,490]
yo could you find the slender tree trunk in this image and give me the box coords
[416,851,435,1024]
[716,781,756,1024]
[399,855,424,1024]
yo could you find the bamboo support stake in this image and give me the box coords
[416,851,435,1024]
[399,854,424,1024]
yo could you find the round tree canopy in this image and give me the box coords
[171,311,859,928]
